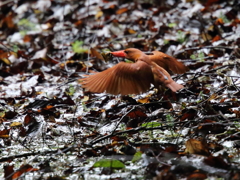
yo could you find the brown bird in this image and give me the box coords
[80,48,187,95]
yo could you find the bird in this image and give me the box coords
[79,48,188,95]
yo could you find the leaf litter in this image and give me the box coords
[0,0,240,179]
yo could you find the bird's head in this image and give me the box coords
[110,48,146,62]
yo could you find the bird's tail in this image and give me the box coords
[166,81,184,92]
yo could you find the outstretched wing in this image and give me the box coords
[149,51,189,74]
[79,61,154,95]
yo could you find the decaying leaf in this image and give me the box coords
[185,139,210,155]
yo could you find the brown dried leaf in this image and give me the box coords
[90,48,105,61]
[0,129,10,138]
[185,139,210,155]
[116,7,128,15]
[12,164,38,179]
[187,172,207,180]
[127,110,147,118]
[203,156,230,169]
[4,165,14,180]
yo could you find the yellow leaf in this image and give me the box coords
[95,10,103,19]
[137,97,150,104]
[0,135,9,138]
[208,94,218,101]
[82,96,89,102]
[10,122,22,127]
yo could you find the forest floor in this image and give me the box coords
[1,0,240,179]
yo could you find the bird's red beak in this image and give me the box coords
[110,50,126,57]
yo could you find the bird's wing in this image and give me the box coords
[150,51,189,74]
[79,61,154,95]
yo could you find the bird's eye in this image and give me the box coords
[124,51,128,54]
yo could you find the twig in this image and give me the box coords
[176,46,235,55]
